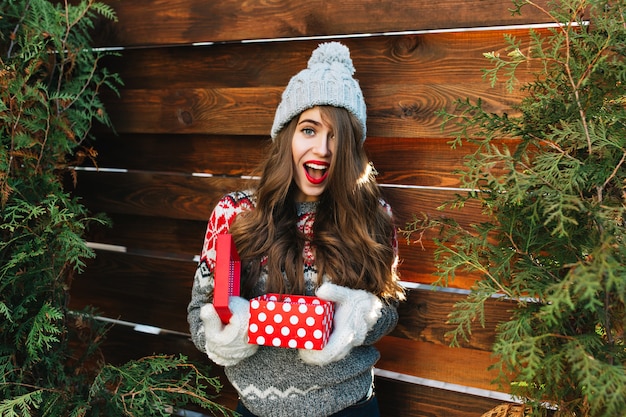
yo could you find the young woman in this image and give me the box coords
[187,42,404,417]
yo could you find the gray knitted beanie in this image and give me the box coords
[270,42,367,142]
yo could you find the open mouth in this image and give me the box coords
[304,161,329,185]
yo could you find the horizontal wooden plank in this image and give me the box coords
[95,30,554,138]
[85,215,482,292]
[76,251,513,412]
[101,86,279,136]
[71,250,511,350]
[86,213,207,257]
[97,0,556,47]
[73,171,245,221]
[376,375,507,417]
[73,171,485,223]
[100,324,204,365]
[94,29,548,155]
[69,252,196,331]
[399,238,484,289]
[74,170,489,288]
[100,82,522,138]
[100,31,543,91]
[84,212,483,290]
[392,287,514,351]
[376,336,504,393]
[98,327,508,416]
[87,134,517,189]
[88,134,266,176]
[386,186,486,229]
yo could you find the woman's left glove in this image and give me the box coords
[299,282,382,366]
[200,296,258,366]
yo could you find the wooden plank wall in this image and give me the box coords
[69,1,557,415]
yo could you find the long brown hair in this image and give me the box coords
[230,106,404,300]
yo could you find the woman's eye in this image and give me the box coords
[302,127,315,136]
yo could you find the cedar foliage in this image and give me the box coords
[403,0,626,415]
[0,1,234,415]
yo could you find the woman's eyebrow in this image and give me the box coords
[298,118,323,126]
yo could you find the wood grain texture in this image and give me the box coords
[67,2,555,410]
[376,336,505,392]
[100,31,543,90]
[100,87,281,135]
[69,252,196,330]
[376,376,508,417]
[100,82,522,138]
[87,133,518,188]
[74,170,487,223]
[72,257,511,398]
[74,170,490,289]
[96,0,555,47]
[88,133,267,176]
[96,29,553,138]
[70,250,514,353]
[391,288,515,351]
[74,171,247,221]
[86,213,207,256]
[84,211,483,290]
[98,327,509,416]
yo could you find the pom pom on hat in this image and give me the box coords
[308,42,355,74]
[271,42,367,142]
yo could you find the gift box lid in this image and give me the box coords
[213,234,240,324]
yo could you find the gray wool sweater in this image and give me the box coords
[187,191,399,417]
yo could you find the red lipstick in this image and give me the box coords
[303,160,329,185]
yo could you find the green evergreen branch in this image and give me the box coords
[1,1,233,415]
[404,1,626,415]
[0,390,44,417]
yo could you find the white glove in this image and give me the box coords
[200,296,258,366]
[299,282,382,366]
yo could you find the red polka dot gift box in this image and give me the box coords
[248,294,334,350]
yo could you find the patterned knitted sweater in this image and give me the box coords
[187,190,399,417]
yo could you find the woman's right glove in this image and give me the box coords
[200,296,258,366]
[298,282,382,366]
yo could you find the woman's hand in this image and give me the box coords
[200,296,258,366]
[298,282,382,366]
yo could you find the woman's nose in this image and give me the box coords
[314,134,331,156]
